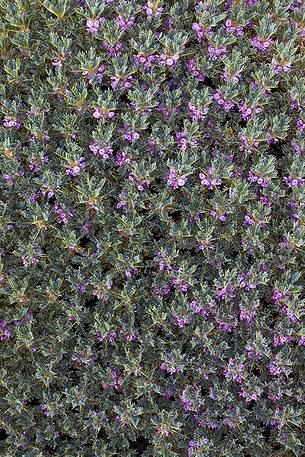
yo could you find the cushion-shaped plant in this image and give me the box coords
[0,0,304,455]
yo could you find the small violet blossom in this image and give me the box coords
[54,204,69,225]
[214,90,234,112]
[111,75,133,90]
[208,45,227,60]
[0,320,11,341]
[103,41,124,57]
[89,140,113,158]
[123,124,140,143]
[167,168,188,189]
[248,171,270,188]
[238,103,262,120]
[272,59,292,73]
[210,209,228,223]
[186,59,205,81]
[143,2,163,17]
[188,103,209,121]
[192,22,212,42]
[159,53,179,67]
[82,65,105,84]
[225,19,245,36]
[66,157,86,176]
[224,358,247,384]
[199,171,223,190]
[115,15,135,31]
[134,53,158,70]
[3,117,21,129]
[251,36,274,52]
[283,175,304,188]
[93,107,115,120]
[86,17,104,34]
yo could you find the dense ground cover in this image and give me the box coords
[0,0,304,455]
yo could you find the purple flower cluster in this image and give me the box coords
[89,140,113,158]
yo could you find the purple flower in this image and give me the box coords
[167,169,188,189]
[93,107,115,120]
[273,335,294,347]
[298,336,305,346]
[21,254,39,267]
[267,357,284,376]
[172,311,189,328]
[52,54,66,67]
[89,140,113,158]
[188,438,209,456]
[82,65,105,84]
[176,131,188,150]
[225,19,244,36]
[291,140,303,156]
[238,103,262,120]
[29,133,49,144]
[159,53,179,67]
[156,426,170,437]
[128,174,150,192]
[125,332,138,341]
[214,90,234,112]
[171,277,190,292]
[160,362,181,375]
[224,358,246,383]
[192,22,211,42]
[108,331,117,342]
[222,68,242,83]
[239,389,259,403]
[210,209,228,223]
[190,300,202,314]
[283,175,304,188]
[116,192,128,209]
[199,240,214,252]
[188,103,209,121]
[115,151,132,166]
[46,189,55,199]
[208,45,227,60]
[123,129,140,143]
[0,320,11,341]
[243,214,255,226]
[134,53,158,70]
[239,135,259,152]
[186,59,205,81]
[103,41,124,57]
[54,204,70,224]
[251,36,274,52]
[239,309,256,322]
[296,118,305,131]
[272,59,292,73]
[247,171,270,188]
[245,341,262,360]
[3,117,21,129]
[216,285,236,300]
[157,251,171,272]
[115,15,135,31]
[86,17,104,34]
[272,288,284,303]
[66,157,86,176]
[143,1,163,17]
[110,75,133,90]
[217,321,234,333]
[199,172,223,190]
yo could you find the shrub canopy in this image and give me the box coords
[0,0,304,456]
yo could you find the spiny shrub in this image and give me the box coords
[0,0,304,456]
